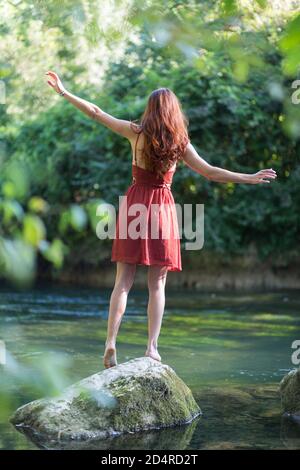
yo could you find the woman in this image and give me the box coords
[46,71,277,369]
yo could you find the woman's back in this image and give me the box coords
[131,131,177,173]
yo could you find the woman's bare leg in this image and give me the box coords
[103,261,136,368]
[145,265,168,362]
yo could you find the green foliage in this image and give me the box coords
[279,13,300,76]
[0,0,300,284]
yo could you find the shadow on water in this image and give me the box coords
[1,282,300,450]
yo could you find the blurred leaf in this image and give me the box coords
[58,205,87,233]
[279,13,300,51]
[39,238,67,268]
[2,182,16,199]
[58,210,71,235]
[0,238,36,286]
[23,215,46,247]
[0,200,24,224]
[3,161,29,201]
[28,197,49,214]
[279,13,300,76]
[70,204,87,231]
[268,82,285,101]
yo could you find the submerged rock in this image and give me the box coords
[279,368,300,422]
[11,357,201,442]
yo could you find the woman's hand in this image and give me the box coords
[45,71,66,94]
[248,169,277,184]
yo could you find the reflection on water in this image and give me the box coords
[0,282,300,450]
[15,417,201,450]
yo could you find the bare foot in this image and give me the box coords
[103,346,117,369]
[145,349,161,362]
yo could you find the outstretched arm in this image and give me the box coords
[45,71,137,140]
[183,142,277,184]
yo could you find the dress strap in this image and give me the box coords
[134,131,140,165]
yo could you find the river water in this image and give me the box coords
[0,283,299,450]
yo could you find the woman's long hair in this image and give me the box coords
[131,88,190,178]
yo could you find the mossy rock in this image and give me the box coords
[279,368,300,422]
[11,357,201,442]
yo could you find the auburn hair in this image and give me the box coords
[130,88,190,179]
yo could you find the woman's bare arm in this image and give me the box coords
[45,71,136,140]
[183,142,277,184]
[63,89,136,139]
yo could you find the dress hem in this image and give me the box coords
[111,256,182,272]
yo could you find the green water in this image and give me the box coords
[0,283,300,450]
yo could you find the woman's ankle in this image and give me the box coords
[145,348,161,362]
[146,341,158,352]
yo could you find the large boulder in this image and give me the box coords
[11,357,201,442]
[279,368,300,423]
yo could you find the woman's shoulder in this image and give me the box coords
[130,121,142,133]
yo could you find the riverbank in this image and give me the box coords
[39,248,300,290]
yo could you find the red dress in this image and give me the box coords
[111,133,182,271]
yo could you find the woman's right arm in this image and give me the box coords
[45,71,137,140]
[182,142,277,185]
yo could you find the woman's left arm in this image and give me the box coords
[45,71,136,139]
[183,142,277,184]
